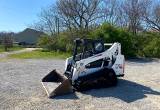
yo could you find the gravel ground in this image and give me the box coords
[0,59,160,110]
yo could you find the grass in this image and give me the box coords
[8,50,71,59]
[0,45,23,53]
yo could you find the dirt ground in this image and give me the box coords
[0,59,160,110]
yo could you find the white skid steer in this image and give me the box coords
[42,38,125,98]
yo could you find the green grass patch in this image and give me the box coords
[8,50,71,59]
[0,45,23,53]
[0,45,4,53]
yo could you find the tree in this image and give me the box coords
[0,32,14,51]
[144,3,160,32]
[56,0,102,33]
[102,0,119,25]
[32,5,60,36]
[32,0,102,37]
[33,0,159,35]
[122,0,151,34]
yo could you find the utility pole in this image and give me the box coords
[55,16,60,36]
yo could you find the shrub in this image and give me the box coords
[38,23,160,58]
[38,33,74,52]
[138,33,160,58]
[89,23,136,57]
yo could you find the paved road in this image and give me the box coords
[0,59,160,110]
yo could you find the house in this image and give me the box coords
[14,28,45,45]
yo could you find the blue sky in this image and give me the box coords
[0,0,55,32]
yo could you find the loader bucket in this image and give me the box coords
[41,70,73,98]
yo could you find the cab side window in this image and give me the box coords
[94,42,104,54]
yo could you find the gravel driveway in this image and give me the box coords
[0,59,160,110]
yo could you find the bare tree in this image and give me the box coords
[56,0,102,33]
[31,21,45,32]
[122,0,151,34]
[32,5,60,36]
[0,32,14,51]
[144,2,160,32]
[102,0,129,28]
[102,0,120,25]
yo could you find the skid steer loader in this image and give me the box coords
[42,38,125,98]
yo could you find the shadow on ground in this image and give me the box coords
[127,57,159,64]
[82,79,160,103]
[53,79,160,103]
[53,92,79,99]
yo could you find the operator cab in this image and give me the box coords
[73,38,105,61]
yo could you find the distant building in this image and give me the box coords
[14,28,45,45]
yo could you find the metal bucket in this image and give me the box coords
[41,70,73,98]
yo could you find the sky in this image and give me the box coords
[0,0,55,32]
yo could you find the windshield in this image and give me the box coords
[73,40,104,61]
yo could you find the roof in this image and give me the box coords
[14,28,46,44]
